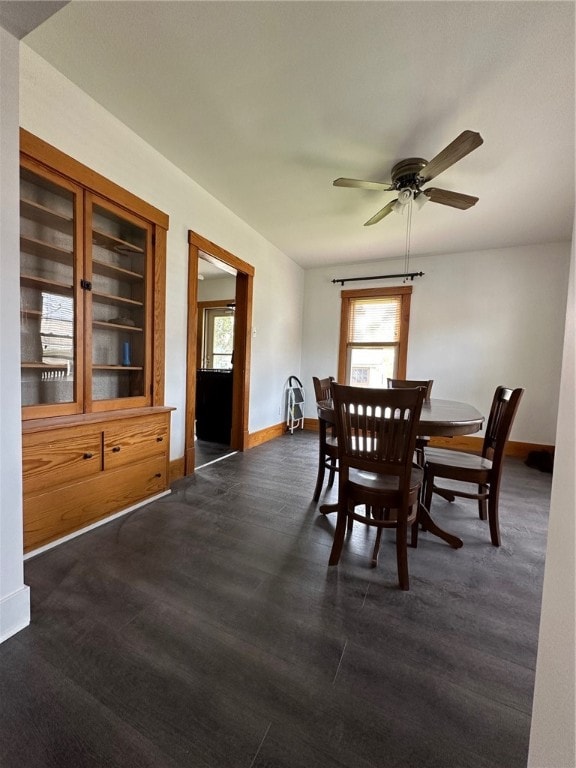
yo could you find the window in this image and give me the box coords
[338,286,412,386]
[202,306,234,369]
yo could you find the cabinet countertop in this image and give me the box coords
[22,405,175,434]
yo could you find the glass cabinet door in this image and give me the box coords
[87,198,152,409]
[20,164,83,417]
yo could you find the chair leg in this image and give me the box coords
[411,503,420,548]
[423,471,434,530]
[313,452,326,504]
[478,485,488,520]
[329,504,348,565]
[327,460,336,489]
[396,522,409,590]
[371,511,384,567]
[487,487,501,547]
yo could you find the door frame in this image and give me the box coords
[185,230,254,474]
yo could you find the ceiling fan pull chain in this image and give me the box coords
[404,199,413,279]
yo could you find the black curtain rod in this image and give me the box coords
[331,271,424,286]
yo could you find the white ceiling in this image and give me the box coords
[20,1,575,269]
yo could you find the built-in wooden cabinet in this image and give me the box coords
[19,130,172,552]
[22,408,171,553]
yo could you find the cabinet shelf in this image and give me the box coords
[92,258,143,282]
[93,320,143,333]
[92,228,144,254]
[91,290,143,308]
[21,273,73,294]
[20,198,74,234]
[21,361,69,370]
[21,235,73,265]
[93,365,143,371]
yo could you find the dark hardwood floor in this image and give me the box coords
[0,431,551,767]
[195,438,236,469]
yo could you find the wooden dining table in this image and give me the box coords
[316,397,485,548]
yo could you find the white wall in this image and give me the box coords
[19,46,304,455]
[0,27,30,641]
[198,276,236,303]
[528,234,576,767]
[1,21,575,768]
[301,243,570,444]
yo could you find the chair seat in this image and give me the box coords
[349,466,423,494]
[424,447,493,472]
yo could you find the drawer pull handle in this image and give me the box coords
[112,446,121,453]
[155,473,162,478]
[156,436,164,442]
[83,452,94,459]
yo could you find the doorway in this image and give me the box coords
[185,231,254,475]
[195,274,236,466]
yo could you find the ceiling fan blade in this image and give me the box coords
[364,200,397,226]
[333,177,392,191]
[423,188,479,209]
[420,130,483,182]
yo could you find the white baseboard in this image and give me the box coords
[0,585,30,643]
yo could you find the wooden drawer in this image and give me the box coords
[24,455,168,552]
[104,414,169,470]
[23,427,102,495]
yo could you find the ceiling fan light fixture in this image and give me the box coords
[397,188,414,205]
[415,192,429,210]
[392,188,413,214]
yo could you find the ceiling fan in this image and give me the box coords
[334,130,483,226]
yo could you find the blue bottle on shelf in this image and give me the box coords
[122,341,131,366]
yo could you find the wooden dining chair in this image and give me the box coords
[387,378,434,400]
[329,383,426,590]
[387,378,434,464]
[423,385,524,546]
[312,376,338,502]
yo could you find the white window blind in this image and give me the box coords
[347,297,401,344]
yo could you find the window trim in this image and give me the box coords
[338,286,412,385]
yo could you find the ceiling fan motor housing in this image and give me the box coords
[391,157,428,190]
